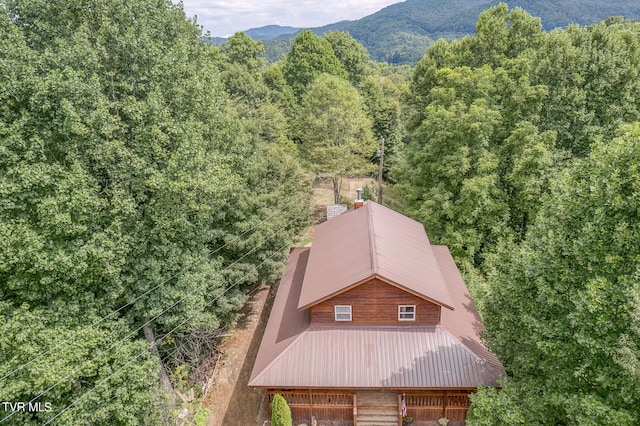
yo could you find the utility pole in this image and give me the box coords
[377,137,385,204]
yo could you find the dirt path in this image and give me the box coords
[203,284,274,426]
[202,177,375,426]
[303,177,376,242]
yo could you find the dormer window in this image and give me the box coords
[334,305,352,321]
[398,305,416,321]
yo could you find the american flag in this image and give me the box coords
[401,393,407,417]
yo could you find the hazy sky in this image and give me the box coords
[179,0,405,37]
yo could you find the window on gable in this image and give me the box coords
[398,305,416,321]
[334,305,352,321]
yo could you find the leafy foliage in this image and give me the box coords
[220,32,267,73]
[399,17,550,266]
[474,124,640,425]
[398,4,640,271]
[262,0,640,64]
[530,19,640,156]
[293,74,376,203]
[360,73,409,180]
[282,30,347,98]
[271,394,293,426]
[323,31,372,86]
[4,1,640,424]
[0,0,310,424]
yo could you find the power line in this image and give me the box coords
[0,210,283,383]
[0,221,294,424]
[40,239,293,426]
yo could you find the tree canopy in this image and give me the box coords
[322,31,372,86]
[3,1,640,424]
[294,74,376,203]
[469,124,640,425]
[282,29,348,98]
[261,0,640,64]
[398,4,640,272]
[0,1,309,424]
[390,7,640,422]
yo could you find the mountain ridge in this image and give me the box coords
[244,25,301,41]
[240,0,640,63]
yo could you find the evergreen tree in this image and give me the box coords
[271,394,293,426]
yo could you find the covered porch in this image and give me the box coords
[267,389,472,425]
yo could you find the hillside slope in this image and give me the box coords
[262,0,640,63]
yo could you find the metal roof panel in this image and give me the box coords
[298,202,454,310]
[250,325,501,388]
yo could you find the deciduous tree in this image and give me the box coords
[0,1,310,424]
[472,124,640,425]
[323,31,372,86]
[294,74,375,203]
[282,29,347,98]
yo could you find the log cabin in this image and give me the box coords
[249,200,505,426]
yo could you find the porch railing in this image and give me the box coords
[403,391,471,422]
[268,390,355,424]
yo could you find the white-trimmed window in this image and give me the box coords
[334,305,352,321]
[398,305,416,321]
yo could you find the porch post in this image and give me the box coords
[442,390,447,420]
[353,392,357,426]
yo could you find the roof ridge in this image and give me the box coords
[366,201,379,275]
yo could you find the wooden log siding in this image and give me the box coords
[310,278,441,324]
[404,391,471,422]
[269,390,355,425]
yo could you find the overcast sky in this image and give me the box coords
[179,0,405,37]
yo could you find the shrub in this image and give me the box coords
[272,394,293,426]
[362,184,375,201]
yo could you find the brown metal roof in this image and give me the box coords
[250,247,311,382]
[250,227,505,389]
[433,246,503,369]
[297,201,454,310]
[250,324,502,388]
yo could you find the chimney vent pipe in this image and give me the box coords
[355,188,364,209]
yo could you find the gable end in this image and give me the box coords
[310,277,442,324]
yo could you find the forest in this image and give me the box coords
[0,0,639,425]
